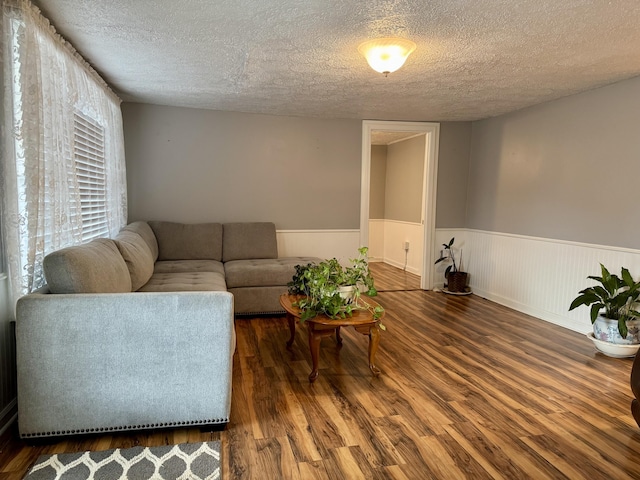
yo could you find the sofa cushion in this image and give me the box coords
[224,257,321,288]
[222,222,278,262]
[114,231,155,291]
[154,259,225,276]
[149,221,223,261]
[43,238,132,293]
[138,272,227,292]
[121,221,159,261]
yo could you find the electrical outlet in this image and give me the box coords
[403,241,410,251]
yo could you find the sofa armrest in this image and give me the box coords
[16,291,235,438]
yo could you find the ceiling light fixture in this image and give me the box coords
[358,37,416,76]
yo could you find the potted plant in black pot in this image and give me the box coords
[569,263,640,356]
[434,237,468,293]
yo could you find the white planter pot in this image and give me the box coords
[587,333,640,358]
[593,315,640,345]
[337,285,356,303]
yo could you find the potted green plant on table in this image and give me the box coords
[434,237,468,293]
[569,264,640,356]
[287,246,384,326]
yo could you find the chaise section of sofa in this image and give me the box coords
[17,224,235,439]
[17,290,235,438]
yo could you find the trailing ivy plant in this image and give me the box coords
[287,247,385,326]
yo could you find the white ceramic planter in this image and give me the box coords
[592,315,640,345]
[587,333,640,358]
[337,285,356,303]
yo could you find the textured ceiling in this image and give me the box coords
[33,0,640,121]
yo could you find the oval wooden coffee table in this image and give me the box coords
[279,293,384,383]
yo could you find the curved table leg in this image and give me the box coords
[308,327,322,383]
[632,399,640,428]
[336,326,343,347]
[286,313,296,350]
[368,326,381,376]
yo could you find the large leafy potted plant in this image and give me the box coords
[434,237,468,293]
[569,264,640,346]
[287,247,384,325]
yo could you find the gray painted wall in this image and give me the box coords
[122,104,362,229]
[369,145,387,219]
[123,102,472,230]
[385,135,425,223]
[466,76,640,249]
[436,122,472,228]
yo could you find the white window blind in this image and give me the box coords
[73,111,109,242]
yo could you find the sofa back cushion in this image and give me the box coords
[121,221,159,261]
[43,238,132,293]
[114,231,155,291]
[222,222,278,262]
[148,221,223,261]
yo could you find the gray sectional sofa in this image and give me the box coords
[16,221,318,439]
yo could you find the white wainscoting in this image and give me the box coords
[368,220,423,275]
[368,220,385,262]
[276,227,640,334]
[436,228,640,333]
[276,229,362,264]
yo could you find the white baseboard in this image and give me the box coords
[383,257,420,276]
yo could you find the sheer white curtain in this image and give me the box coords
[1,0,127,308]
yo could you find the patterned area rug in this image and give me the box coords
[23,441,221,480]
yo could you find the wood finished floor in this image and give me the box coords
[2,263,640,479]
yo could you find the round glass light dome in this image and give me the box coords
[358,38,417,75]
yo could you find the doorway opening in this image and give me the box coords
[360,121,439,290]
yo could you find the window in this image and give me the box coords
[73,111,109,242]
[1,1,126,305]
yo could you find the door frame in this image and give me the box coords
[360,120,440,290]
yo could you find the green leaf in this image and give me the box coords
[301,309,317,321]
[590,303,603,323]
[619,318,629,338]
[600,264,625,297]
[591,286,610,302]
[569,292,599,310]
[622,267,635,287]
